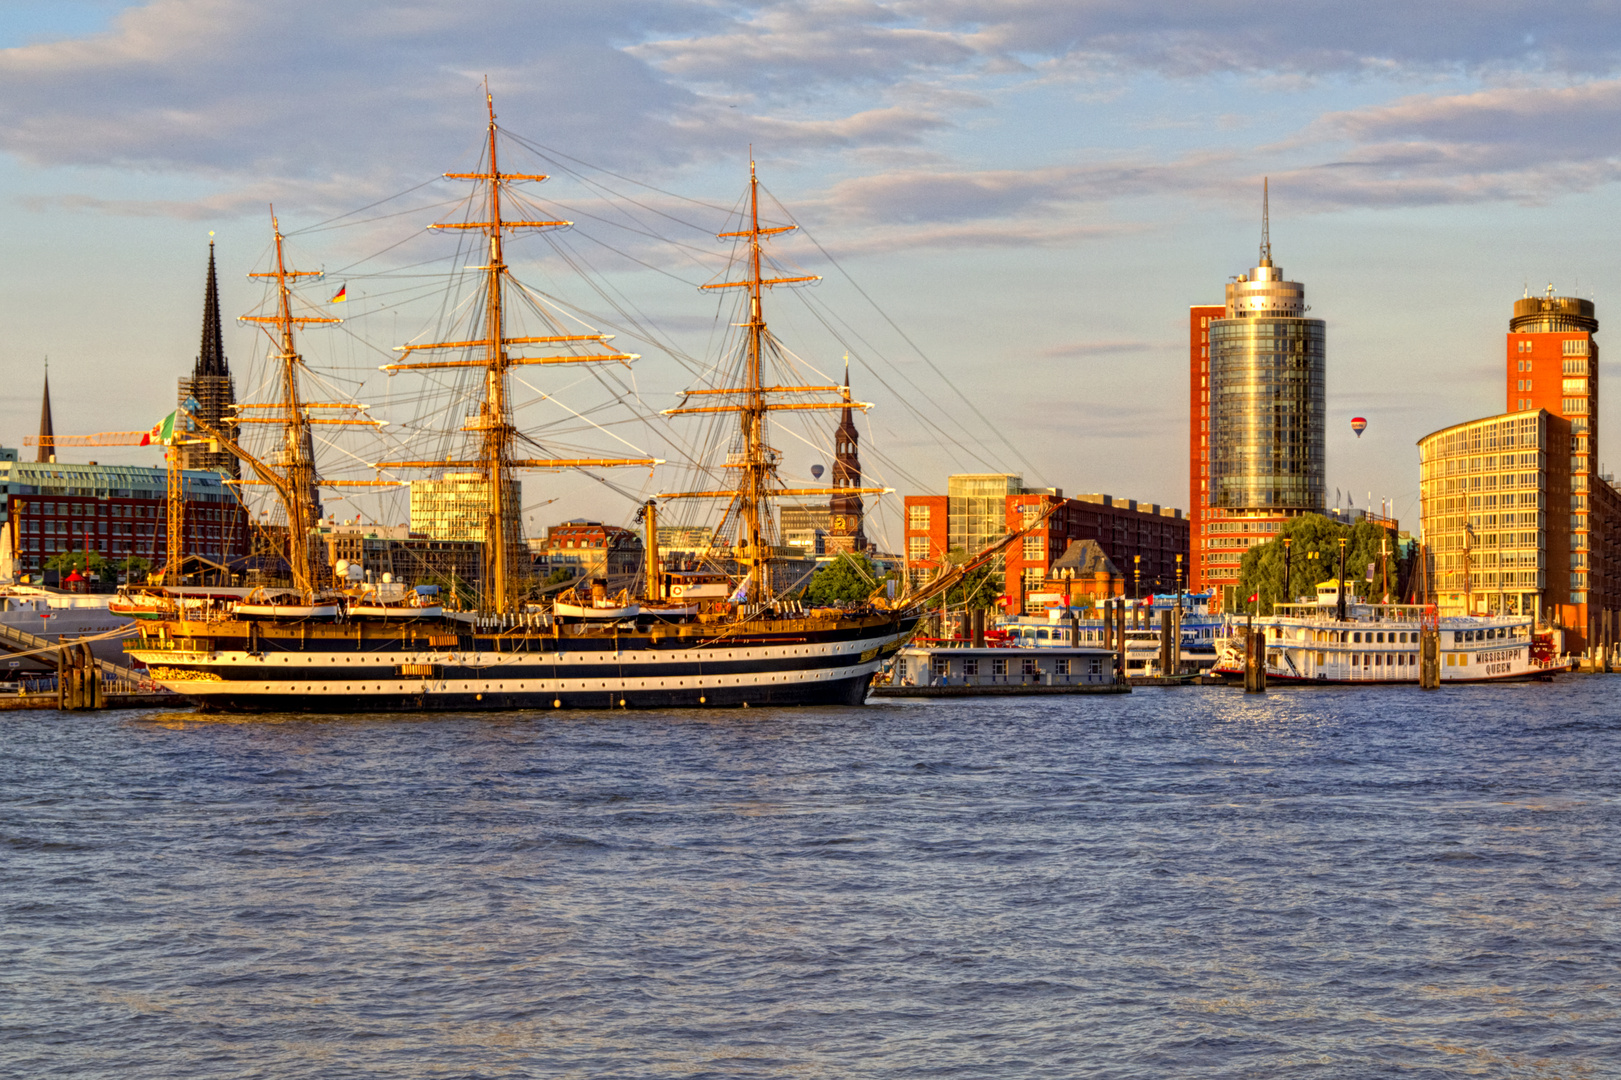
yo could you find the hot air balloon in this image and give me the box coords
[810,464,825,480]
[1351,417,1368,439]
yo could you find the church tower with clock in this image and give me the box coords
[826,367,867,555]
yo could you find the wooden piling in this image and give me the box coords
[1243,624,1267,693]
[1419,626,1440,689]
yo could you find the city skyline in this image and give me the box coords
[4,2,1621,544]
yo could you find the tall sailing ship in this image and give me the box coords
[122,95,1010,712]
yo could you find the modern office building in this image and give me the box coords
[1417,410,1571,624]
[1501,288,1620,650]
[779,503,831,555]
[1191,184,1327,608]
[409,472,522,545]
[946,474,1024,558]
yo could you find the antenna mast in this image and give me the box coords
[1260,177,1272,267]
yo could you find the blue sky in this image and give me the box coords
[3,1,1620,542]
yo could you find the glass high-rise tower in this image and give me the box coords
[1193,183,1327,607]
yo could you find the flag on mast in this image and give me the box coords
[331,284,348,303]
[142,411,176,446]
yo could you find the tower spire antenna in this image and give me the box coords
[37,357,53,464]
[1260,177,1272,267]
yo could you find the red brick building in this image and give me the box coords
[903,489,1187,612]
[1188,303,1225,598]
[1503,291,1620,652]
[537,520,644,578]
[902,495,950,587]
[1004,493,1187,614]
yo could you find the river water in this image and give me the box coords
[2,682,1617,1078]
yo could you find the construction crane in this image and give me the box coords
[28,413,210,580]
[26,432,154,448]
[28,417,214,583]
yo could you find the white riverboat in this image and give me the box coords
[1211,580,1567,684]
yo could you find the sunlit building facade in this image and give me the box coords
[409,472,521,545]
[1418,410,1571,622]
[1503,290,1620,651]
[1193,189,1327,609]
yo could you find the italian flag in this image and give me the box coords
[143,411,177,446]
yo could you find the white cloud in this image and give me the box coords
[8,0,1621,237]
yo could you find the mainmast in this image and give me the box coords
[373,90,659,614]
[736,162,776,596]
[659,160,890,602]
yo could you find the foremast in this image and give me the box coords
[659,161,890,602]
[241,216,334,549]
[186,214,398,595]
[221,211,388,594]
[372,91,659,614]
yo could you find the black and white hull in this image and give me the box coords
[127,610,920,712]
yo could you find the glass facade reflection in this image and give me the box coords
[1210,316,1325,510]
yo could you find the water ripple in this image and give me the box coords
[1,683,1618,1077]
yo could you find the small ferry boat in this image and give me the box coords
[1211,580,1567,684]
[997,592,1225,678]
[874,641,1124,696]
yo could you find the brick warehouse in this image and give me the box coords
[904,486,1187,613]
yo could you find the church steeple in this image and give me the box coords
[36,360,54,464]
[177,240,240,479]
[196,241,228,378]
[827,357,867,554]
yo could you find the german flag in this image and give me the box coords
[331,284,348,303]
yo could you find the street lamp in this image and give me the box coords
[1133,554,1141,601]
[1282,536,1293,606]
[1336,536,1349,621]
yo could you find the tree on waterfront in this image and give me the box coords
[44,549,110,577]
[804,551,889,605]
[1235,514,1398,615]
[942,548,1001,611]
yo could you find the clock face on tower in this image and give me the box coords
[834,516,847,531]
